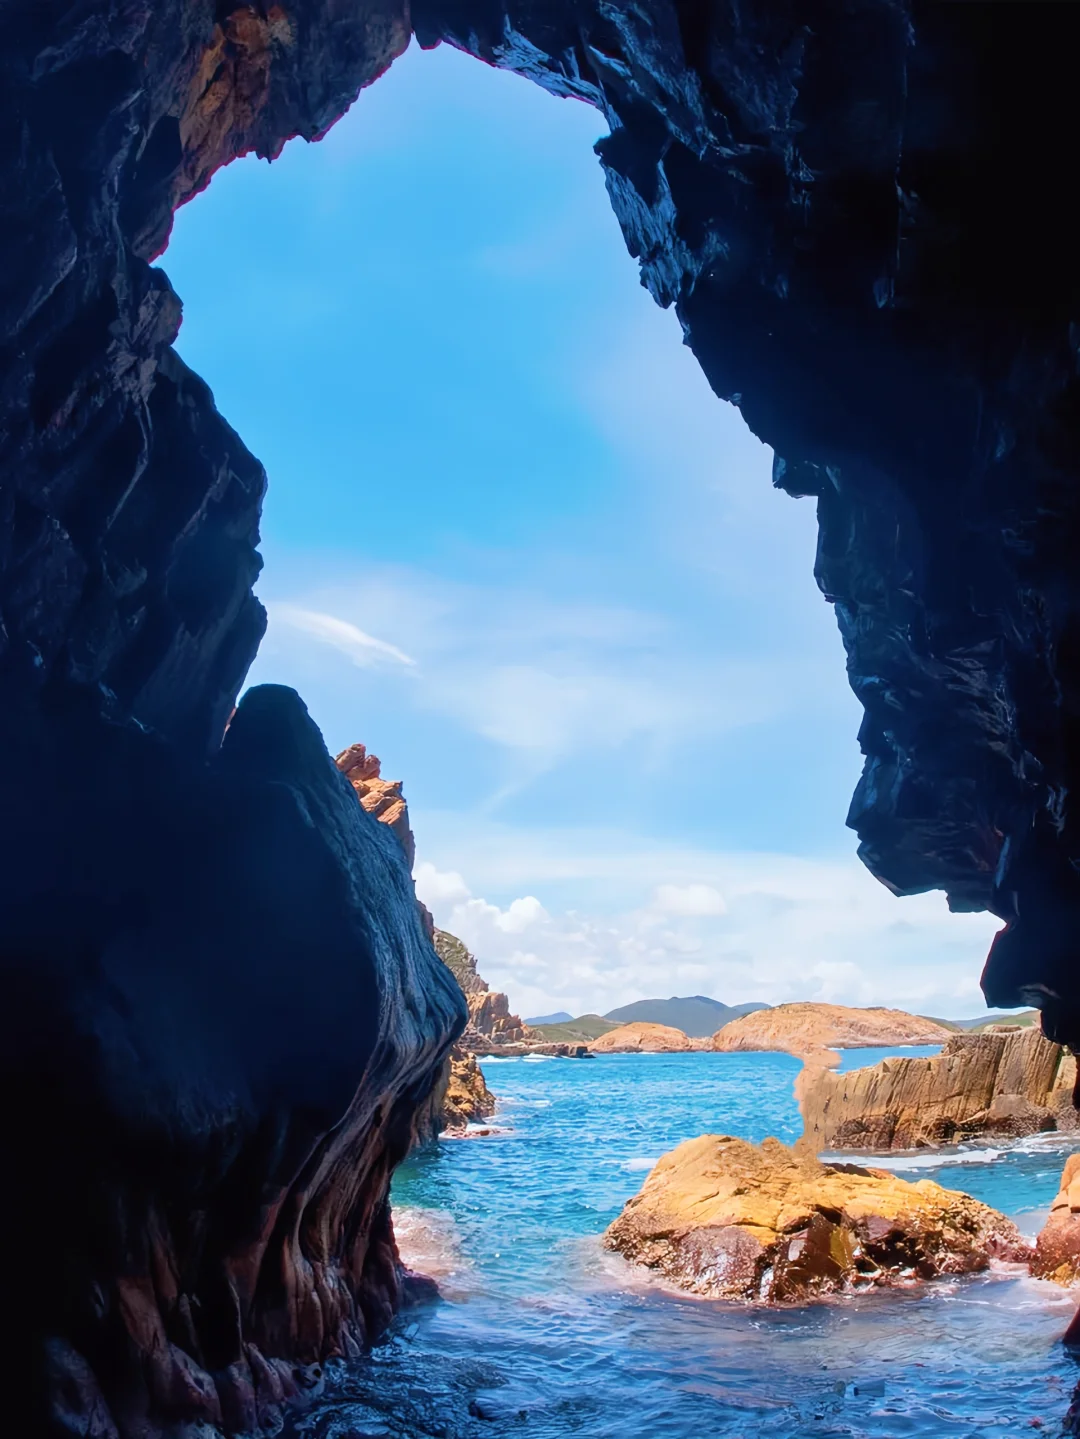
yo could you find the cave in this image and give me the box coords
[3,0,1080,1434]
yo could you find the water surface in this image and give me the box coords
[290,1050,1079,1437]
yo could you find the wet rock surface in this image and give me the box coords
[605,1134,1029,1302]
[802,1027,1078,1151]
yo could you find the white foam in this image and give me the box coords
[523,1053,559,1062]
[623,1157,660,1172]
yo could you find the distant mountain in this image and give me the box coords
[525,1010,573,1026]
[924,1009,1039,1033]
[603,995,771,1038]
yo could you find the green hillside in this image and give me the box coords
[529,1014,619,1044]
[603,995,770,1038]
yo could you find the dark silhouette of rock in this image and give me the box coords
[0,685,465,1436]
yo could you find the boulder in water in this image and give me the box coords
[605,1135,1028,1301]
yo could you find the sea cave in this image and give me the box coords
[4,0,1080,1434]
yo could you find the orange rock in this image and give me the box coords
[1033,1153,1080,1284]
[800,1027,1076,1151]
[334,742,415,869]
[589,1022,692,1053]
[605,1134,1028,1302]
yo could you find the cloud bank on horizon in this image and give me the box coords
[164,41,1003,1021]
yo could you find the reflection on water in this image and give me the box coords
[288,1051,1080,1438]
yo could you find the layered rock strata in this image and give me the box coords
[714,1003,953,1068]
[801,1027,1078,1151]
[605,1135,1027,1302]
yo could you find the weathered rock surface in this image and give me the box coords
[433,928,531,1051]
[713,1002,953,1068]
[0,685,465,1438]
[1033,1154,1080,1286]
[589,1021,696,1053]
[336,741,415,869]
[802,1027,1078,1151]
[605,1135,1028,1302]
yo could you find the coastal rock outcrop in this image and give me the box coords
[433,928,531,1051]
[589,1022,696,1053]
[801,1027,1077,1151]
[1033,1154,1080,1286]
[605,1135,1028,1302]
[713,1003,953,1068]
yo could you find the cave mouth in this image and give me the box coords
[162,36,1001,1029]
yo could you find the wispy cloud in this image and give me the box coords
[268,602,417,669]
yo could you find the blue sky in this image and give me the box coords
[164,41,1000,1019]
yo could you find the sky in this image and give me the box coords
[163,40,1002,1021]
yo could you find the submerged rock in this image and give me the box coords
[605,1135,1027,1302]
[1033,1154,1080,1285]
[801,1028,1077,1150]
[589,1021,698,1053]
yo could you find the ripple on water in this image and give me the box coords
[292,1052,1080,1437]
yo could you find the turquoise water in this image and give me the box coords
[291,1050,1080,1437]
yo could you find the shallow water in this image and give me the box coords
[290,1050,1080,1438]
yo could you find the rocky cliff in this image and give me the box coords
[605,1135,1027,1302]
[800,1027,1077,1151]
[5,0,1080,1430]
[432,928,531,1051]
[713,1003,953,1066]
[336,742,416,870]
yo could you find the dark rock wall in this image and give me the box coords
[4,0,1080,1433]
[0,683,465,1435]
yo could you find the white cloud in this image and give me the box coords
[412,816,1005,1024]
[414,861,471,906]
[652,883,727,917]
[268,602,416,669]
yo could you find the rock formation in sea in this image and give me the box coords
[6,0,1080,1429]
[801,1027,1078,1151]
[432,928,532,1051]
[605,1135,1028,1302]
[589,1021,702,1053]
[713,1003,954,1068]
[1033,1154,1080,1287]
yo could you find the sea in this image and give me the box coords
[287,1048,1080,1438]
